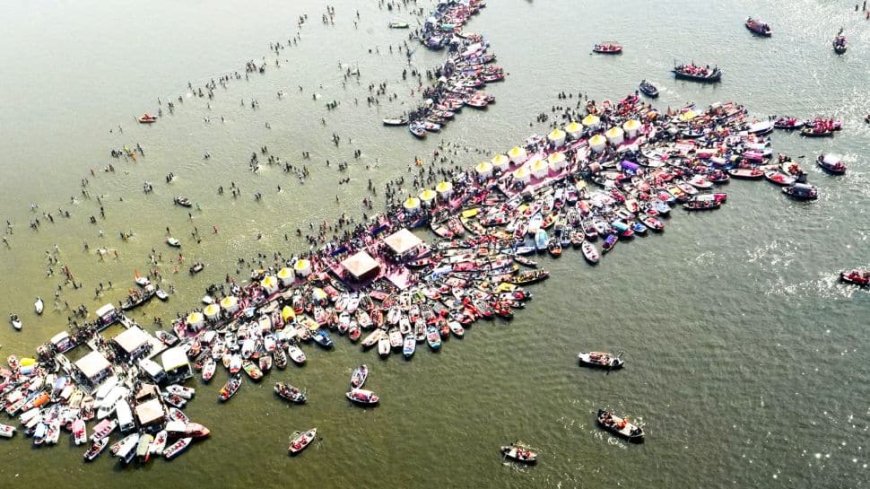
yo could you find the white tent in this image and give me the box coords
[384,228,423,256]
[75,351,112,383]
[341,251,381,281]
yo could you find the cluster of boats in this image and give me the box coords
[1,367,210,465]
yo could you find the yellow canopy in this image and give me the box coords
[475,161,493,173]
[220,296,238,310]
[679,110,697,122]
[508,146,526,159]
[403,196,421,210]
[491,153,510,167]
[277,267,294,280]
[293,259,311,272]
[548,128,566,140]
[281,305,296,322]
[582,114,600,126]
[419,189,437,201]
[590,134,607,145]
[565,121,583,133]
[547,152,566,165]
[204,303,220,317]
[435,181,453,193]
[623,119,641,131]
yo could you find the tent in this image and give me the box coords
[113,327,152,358]
[384,228,423,257]
[341,250,381,281]
[135,398,166,427]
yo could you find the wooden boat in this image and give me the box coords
[201,356,216,382]
[727,168,763,179]
[840,268,870,286]
[672,63,721,82]
[163,437,192,460]
[346,388,380,406]
[274,348,288,369]
[137,113,158,123]
[745,17,771,36]
[800,126,834,138]
[683,200,721,211]
[500,441,538,464]
[173,196,192,207]
[597,409,644,442]
[511,269,550,285]
[764,170,796,186]
[361,329,383,349]
[426,325,442,351]
[638,79,658,98]
[388,328,403,349]
[382,117,408,126]
[288,428,317,455]
[403,334,416,359]
[242,360,263,381]
[351,364,369,388]
[448,321,465,338]
[83,437,109,461]
[218,375,242,401]
[592,42,622,54]
[578,352,624,369]
[581,241,600,264]
[782,183,818,201]
[409,122,427,138]
[817,154,846,175]
[378,335,391,358]
[547,239,562,258]
[287,343,307,364]
[274,382,307,404]
[259,354,273,372]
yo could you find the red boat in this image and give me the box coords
[840,268,869,286]
[593,42,622,54]
[137,113,158,124]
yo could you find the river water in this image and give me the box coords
[0,0,868,487]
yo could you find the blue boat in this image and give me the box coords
[631,221,648,235]
[534,229,549,252]
[654,201,671,215]
[311,328,334,349]
[602,234,619,254]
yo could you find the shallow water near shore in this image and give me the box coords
[0,0,869,487]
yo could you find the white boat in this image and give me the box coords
[288,428,317,455]
[403,334,416,359]
[111,433,140,463]
[134,276,151,287]
[388,328,403,349]
[166,384,195,400]
[378,335,391,358]
[156,289,169,301]
[149,430,168,456]
[0,423,16,438]
[350,364,368,389]
[163,437,192,460]
[287,343,307,365]
[83,437,109,462]
[34,298,44,315]
[166,237,182,248]
[9,314,22,331]
[578,351,624,369]
[71,418,87,445]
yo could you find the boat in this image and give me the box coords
[514,255,537,268]
[581,241,599,264]
[111,433,140,463]
[173,196,192,207]
[833,34,847,54]
[578,352,624,369]
[149,430,168,456]
[817,154,846,175]
[166,237,181,248]
[288,428,317,455]
[534,229,549,252]
[409,121,427,138]
[9,314,21,331]
[156,289,169,301]
[403,334,416,359]
[121,285,156,310]
[426,325,442,351]
[547,239,562,258]
[350,364,368,388]
[382,117,408,126]
[500,441,538,464]
[189,262,204,274]
[800,126,834,138]
[745,17,771,36]
[274,382,307,404]
[378,335,391,358]
[311,328,334,349]
[602,234,618,253]
[764,170,796,186]
[242,360,263,381]
[448,321,465,338]
[773,117,805,130]
[727,168,763,179]
[672,63,722,82]
[83,437,109,461]
[840,268,870,286]
[0,423,16,438]
[638,79,659,98]
[156,330,178,346]
[218,375,242,401]
[592,42,622,54]
[137,433,154,462]
[71,418,87,445]
[163,437,192,460]
[597,409,644,443]
[683,200,721,211]
[34,297,44,315]
[137,113,158,123]
[167,384,195,399]
[388,21,410,29]
[287,343,307,365]
[90,419,117,442]
[782,183,819,201]
[346,388,380,406]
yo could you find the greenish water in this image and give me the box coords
[0,0,868,487]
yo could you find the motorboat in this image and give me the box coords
[840,268,870,286]
[500,441,538,464]
[346,388,380,406]
[638,79,659,98]
[578,351,624,369]
[592,42,622,54]
[672,63,722,82]
[745,17,771,36]
[34,297,44,315]
[817,154,846,175]
[597,409,644,442]
[9,314,22,331]
[782,183,818,201]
